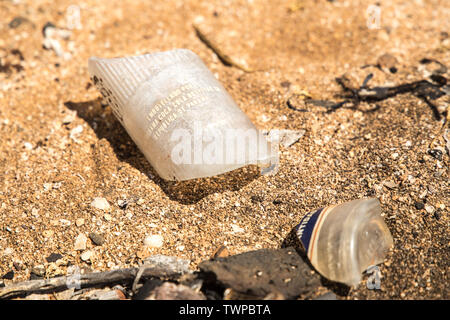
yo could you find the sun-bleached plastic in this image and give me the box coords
[88,49,273,181]
[296,198,393,286]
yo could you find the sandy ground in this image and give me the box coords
[0,0,448,299]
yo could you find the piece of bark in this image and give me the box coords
[199,247,322,299]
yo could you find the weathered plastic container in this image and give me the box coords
[296,198,393,286]
[88,49,273,181]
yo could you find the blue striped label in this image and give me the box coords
[295,208,323,252]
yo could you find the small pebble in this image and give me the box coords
[103,213,112,221]
[60,219,71,227]
[31,265,46,277]
[143,235,164,248]
[91,197,110,210]
[46,253,63,263]
[212,246,230,259]
[2,270,14,280]
[117,199,128,209]
[428,149,443,161]
[414,201,424,210]
[231,224,245,233]
[69,125,83,141]
[89,232,105,246]
[74,233,88,251]
[43,230,54,238]
[383,180,398,189]
[31,208,39,217]
[9,16,28,29]
[433,211,441,220]
[251,195,264,202]
[24,142,33,150]
[424,205,435,214]
[81,250,93,262]
[419,190,428,199]
[75,218,85,227]
[377,53,398,73]
[13,260,24,270]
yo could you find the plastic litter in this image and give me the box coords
[88,49,274,181]
[296,198,393,286]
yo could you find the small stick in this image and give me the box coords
[193,24,256,73]
[0,266,186,299]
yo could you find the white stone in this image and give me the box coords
[24,142,33,150]
[74,233,88,251]
[60,219,71,227]
[143,235,164,248]
[231,224,245,233]
[80,250,93,262]
[424,205,435,214]
[70,125,83,142]
[90,197,110,210]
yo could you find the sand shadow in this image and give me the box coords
[281,226,351,298]
[64,99,260,205]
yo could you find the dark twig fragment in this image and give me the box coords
[193,24,256,73]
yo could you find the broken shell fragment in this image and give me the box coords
[295,198,393,286]
[88,49,274,181]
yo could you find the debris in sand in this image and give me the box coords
[31,265,46,277]
[90,197,110,211]
[74,233,88,251]
[143,235,164,248]
[45,253,63,263]
[69,125,83,142]
[8,16,30,29]
[295,198,393,286]
[424,204,435,214]
[80,250,94,262]
[418,58,447,77]
[305,72,449,120]
[199,248,321,299]
[89,233,105,246]
[42,22,72,59]
[2,271,14,280]
[376,53,398,73]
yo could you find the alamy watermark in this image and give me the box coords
[168,122,303,176]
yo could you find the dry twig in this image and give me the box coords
[0,265,185,299]
[193,24,257,73]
